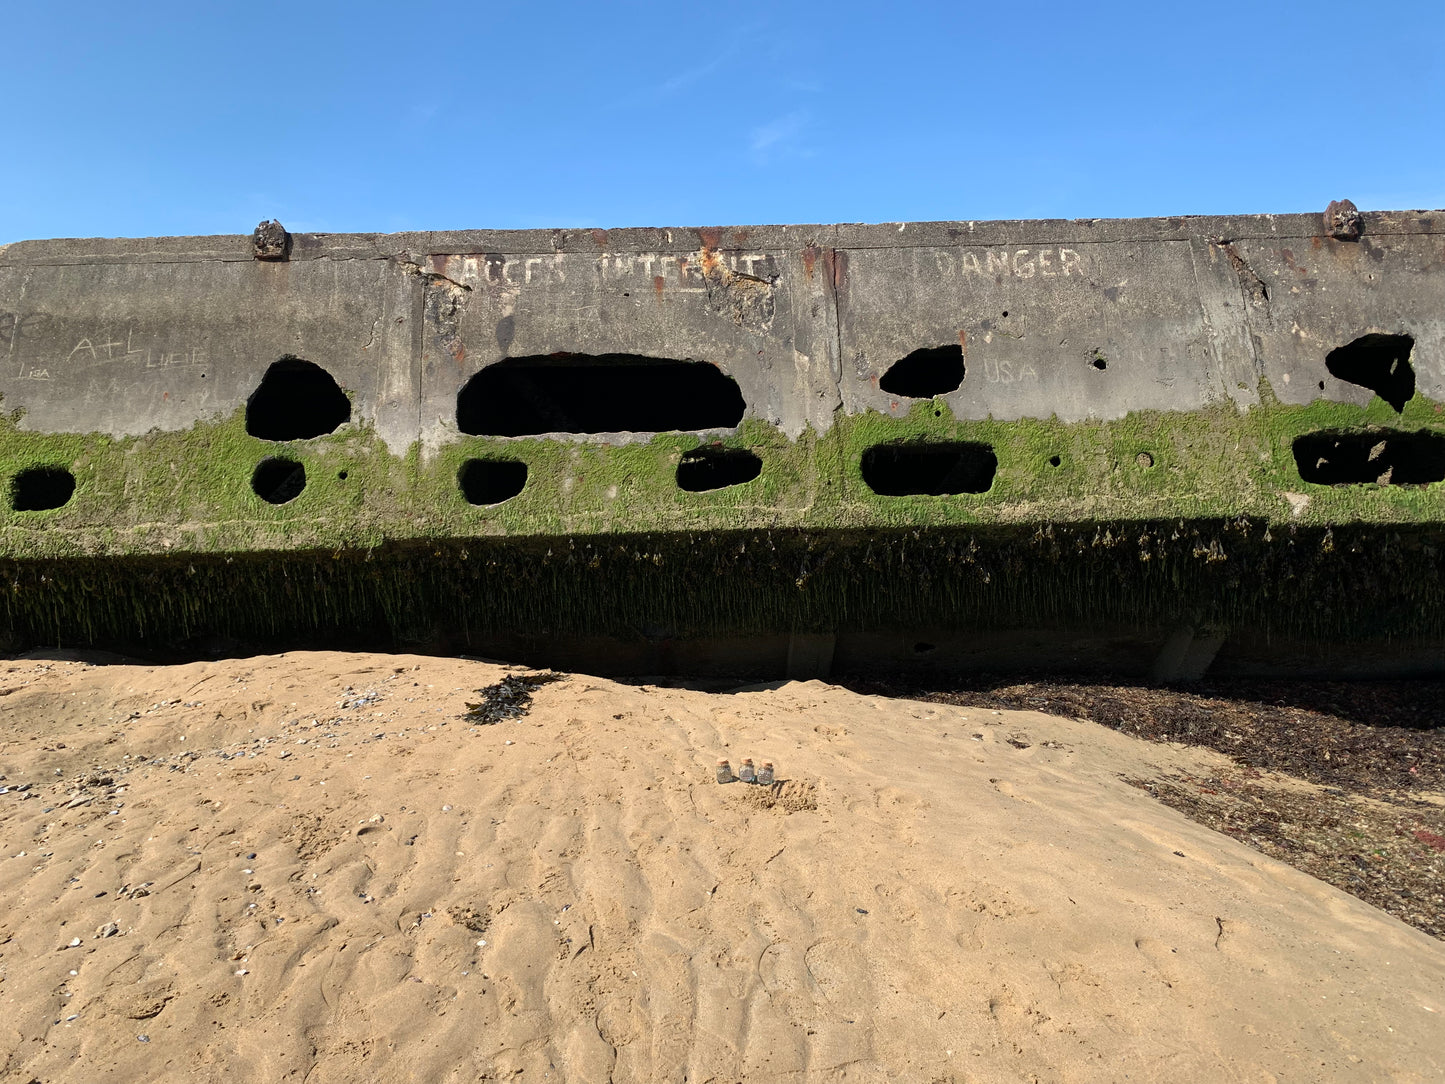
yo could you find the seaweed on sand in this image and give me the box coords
[463,672,562,724]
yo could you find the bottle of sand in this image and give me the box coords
[738,758,756,783]
[756,761,775,786]
[715,758,733,783]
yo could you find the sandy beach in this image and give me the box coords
[0,650,1441,1083]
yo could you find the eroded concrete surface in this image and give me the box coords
[4,210,1441,452]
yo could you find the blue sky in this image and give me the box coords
[3,1,1442,241]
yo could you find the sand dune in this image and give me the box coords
[0,651,1440,1083]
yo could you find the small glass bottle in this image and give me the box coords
[715,758,733,784]
[738,758,756,784]
[756,761,775,786]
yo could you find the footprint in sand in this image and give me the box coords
[803,938,873,1019]
[989,778,1038,805]
[1133,935,1182,989]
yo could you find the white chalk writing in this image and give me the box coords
[982,360,1039,383]
[62,328,207,372]
[441,251,777,294]
[0,311,54,352]
[934,247,1088,281]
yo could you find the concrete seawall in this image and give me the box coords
[2,208,1443,674]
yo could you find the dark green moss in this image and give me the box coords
[5,381,1443,563]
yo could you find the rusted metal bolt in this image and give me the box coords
[1324,199,1362,242]
[252,219,290,261]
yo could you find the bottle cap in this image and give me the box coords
[762,761,774,768]
[742,758,754,764]
[716,758,729,765]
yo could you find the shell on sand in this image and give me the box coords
[0,651,1440,1083]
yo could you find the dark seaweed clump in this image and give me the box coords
[464,672,562,724]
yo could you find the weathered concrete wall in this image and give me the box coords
[3,209,1444,555]
[8,212,1445,439]
[1,209,1443,658]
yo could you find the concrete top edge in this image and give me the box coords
[3,208,1442,265]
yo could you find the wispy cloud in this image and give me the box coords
[652,53,733,99]
[606,17,771,109]
[749,109,811,162]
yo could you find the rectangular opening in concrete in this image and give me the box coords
[458,458,528,505]
[676,448,762,492]
[10,466,75,511]
[456,354,746,436]
[1293,428,1445,485]
[861,442,997,495]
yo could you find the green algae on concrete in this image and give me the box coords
[0,380,1442,648]
[2,381,1443,561]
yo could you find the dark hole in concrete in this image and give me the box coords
[1325,333,1415,412]
[11,467,75,511]
[1293,429,1445,485]
[456,354,746,436]
[878,345,964,398]
[861,442,997,496]
[676,448,762,492]
[1092,356,1107,371]
[246,358,351,440]
[458,459,528,505]
[338,470,348,480]
[251,458,306,504]
[1048,455,1061,467]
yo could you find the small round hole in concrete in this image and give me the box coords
[337,470,349,480]
[252,458,306,505]
[11,466,75,511]
[1092,356,1107,371]
[1136,451,1154,468]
